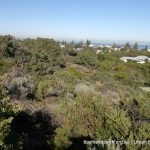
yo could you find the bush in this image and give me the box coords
[54,70,76,84]
[54,94,132,149]
[0,74,21,149]
[7,76,35,100]
[37,76,64,100]
[98,61,112,71]
[114,65,126,71]
[74,50,97,67]
[68,67,82,79]
[0,58,14,74]
[97,53,105,61]
[114,71,128,80]
[68,50,77,56]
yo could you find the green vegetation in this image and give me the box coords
[0,35,150,150]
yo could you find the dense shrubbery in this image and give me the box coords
[37,76,64,100]
[54,92,150,150]
[7,76,35,100]
[0,74,21,149]
[114,71,128,79]
[74,49,98,67]
[0,35,150,150]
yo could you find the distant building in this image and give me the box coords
[99,45,105,48]
[105,45,112,48]
[89,44,94,47]
[110,47,121,51]
[96,49,102,54]
[120,55,150,63]
[60,45,65,48]
[74,48,83,51]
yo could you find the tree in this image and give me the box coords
[124,42,130,49]
[71,40,75,46]
[86,39,91,47]
[79,40,83,47]
[74,40,83,48]
[133,42,138,50]
[143,45,148,51]
[62,40,67,45]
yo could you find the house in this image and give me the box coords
[105,45,112,48]
[60,45,65,48]
[96,49,102,54]
[99,45,105,48]
[74,48,83,51]
[89,44,94,47]
[120,55,150,63]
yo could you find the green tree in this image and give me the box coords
[86,39,91,47]
[124,42,130,49]
[143,45,148,51]
[133,42,138,49]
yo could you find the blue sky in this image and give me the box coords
[0,0,150,43]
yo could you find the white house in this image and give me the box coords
[120,55,150,64]
[96,49,102,54]
[105,45,112,48]
[74,48,83,51]
[89,44,94,47]
[60,45,65,48]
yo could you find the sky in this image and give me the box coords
[0,0,150,43]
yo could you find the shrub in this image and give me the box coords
[68,67,82,79]
[54,94,132,149]
[75,83,96,95]
[97,53,105,61]
[74,50,97,67]
[114,65,126,71]
[0,58,14,74]
[0,74,21,149]
[54,70,76,84]
[7,76,35,100]
[98,61,112,71]
[114,71,128,80]
[68,50,77,56]
[37,76,64,100]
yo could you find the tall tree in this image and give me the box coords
[143,45,148,51]
[124,42,130,49]
[86,39,91,47]
[71,40,75,46]
[133,42,138,49]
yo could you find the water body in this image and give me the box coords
[93,43,150,50]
